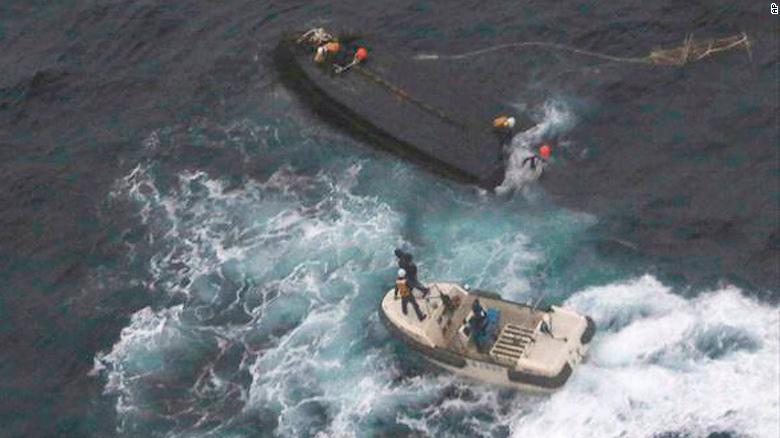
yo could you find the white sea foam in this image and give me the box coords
[538,276,779,438]
[95,161,409,435]
[95,155,778,438]
[385,277,779,438]
[497,99,576,194]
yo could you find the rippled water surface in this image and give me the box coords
[1,1,777,437]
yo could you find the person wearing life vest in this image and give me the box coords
[522,144,552,171]
[314,40,341,63]
[492,115,517,146]
[492,115,516,130]
[394,269,426,321]
[394,249,430,297]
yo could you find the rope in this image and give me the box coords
[353,66,468,129]
[414,33,751,67]
[415,41,646,64]
[295,28,472,129]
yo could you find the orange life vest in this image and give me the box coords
[314,41,341,63]
[396,278,410,297]
[324,41,340,53]
[493,116,511,128]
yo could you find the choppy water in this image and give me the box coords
[1,1,778,437]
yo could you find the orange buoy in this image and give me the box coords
[539,144,551,158]
[355,47,368,62]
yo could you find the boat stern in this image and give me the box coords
[506,306,595,390]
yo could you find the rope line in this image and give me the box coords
[294,28,750,135]
[413,33,751,67]
[415,41,646,63]
[354,66,468,129]
[295,27,472,128]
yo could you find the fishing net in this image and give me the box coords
[644,33,751,65]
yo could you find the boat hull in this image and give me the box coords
[275,31,533,188]
[378,283,593,391]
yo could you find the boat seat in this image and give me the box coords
[489,323,536,366]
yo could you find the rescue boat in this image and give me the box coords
[379,282,595,391]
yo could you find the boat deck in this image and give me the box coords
[382,283,543,364]
[382,282,588,374]
[438,290,543,362]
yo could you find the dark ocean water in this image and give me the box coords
[1,1,778,437]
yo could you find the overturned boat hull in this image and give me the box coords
[275,30,533,188]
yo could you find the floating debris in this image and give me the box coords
[645,33,751,65]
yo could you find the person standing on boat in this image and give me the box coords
[394,269,426,321]
[394,249,430,297]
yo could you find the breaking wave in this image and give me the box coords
[497,99,577,194]
[92,158,779,437]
